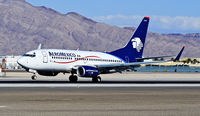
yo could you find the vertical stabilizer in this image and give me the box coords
[109,17,150,62]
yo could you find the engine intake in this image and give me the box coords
[77,66,99,77]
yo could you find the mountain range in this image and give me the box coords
[0,0,200,58]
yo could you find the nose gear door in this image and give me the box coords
[42,51,48,63]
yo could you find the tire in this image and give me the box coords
[69,75,78,83]
[92,77,98,83]
[31,75,37,80]
[97,76,101,82]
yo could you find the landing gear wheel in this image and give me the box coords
[92,77,98,83]
[69,75,78,83]
[31,75,37,80]
[97,76,101,82]
[92,76,101,83]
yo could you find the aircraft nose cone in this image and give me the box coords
[17,57,25,67]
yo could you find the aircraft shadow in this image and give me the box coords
[1,80,200,84]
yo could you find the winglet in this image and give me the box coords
[37,43,42,49]
[174,46,185,61]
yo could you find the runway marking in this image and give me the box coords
[1,84,200,87]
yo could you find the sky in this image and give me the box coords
[25,0,200,34]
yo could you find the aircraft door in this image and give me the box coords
[42,51,48,63]
[84,57,87,64]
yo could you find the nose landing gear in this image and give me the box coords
[31,74,37,80]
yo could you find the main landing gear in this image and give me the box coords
[92,76,101,83]
[69,75,78,83]
[31,74,37,80]
[68,75,101,83]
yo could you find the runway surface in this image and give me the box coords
[1,72,200,87]
[0,87,200,116]
[0,72,200,116]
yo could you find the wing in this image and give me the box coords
[136,56,173,61]
[137,46,185,62]
[95,61,167,73]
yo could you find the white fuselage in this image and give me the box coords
[17,49,125,73]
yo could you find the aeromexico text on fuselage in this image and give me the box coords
[48,51,124,63]
[49,51,76,57]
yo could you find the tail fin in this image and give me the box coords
[174,46,185,61]
[108,17,150,62]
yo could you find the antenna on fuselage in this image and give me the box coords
[37,43,42,49]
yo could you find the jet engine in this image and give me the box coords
[77,66,99,77]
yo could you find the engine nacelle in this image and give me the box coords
[77,66,99,77]
[37,71,59,76]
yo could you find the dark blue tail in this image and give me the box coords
[108,17,150,63]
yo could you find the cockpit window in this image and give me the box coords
[23,54,36,57]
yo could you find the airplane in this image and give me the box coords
[17,17,167,82]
